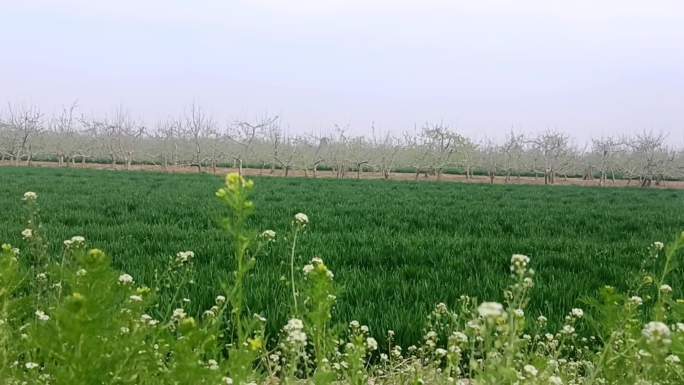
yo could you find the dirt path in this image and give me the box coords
[3,160,683,189]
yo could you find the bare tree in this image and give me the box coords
[479,139,500,184]
[371,131,402,180]
[0,103,44,165]
[420,123,463,180]
[269,122,299,177]
[345,134,372,180]
[528,130,571,185]
[629,132,671,187]
[229,115,279,175]
[326,126,351,179]
[500,131,525,183]
[295,134,327,178]
[184,103,214,172]
[590,136,624,186]
[48,101,80,167]
[154,118,183,171]
[458,137,478,180]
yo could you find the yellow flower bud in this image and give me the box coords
[179,317,197,333]
[248,337,263,351]
[66,292,86,313]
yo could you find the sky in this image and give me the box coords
[1,0,683,145]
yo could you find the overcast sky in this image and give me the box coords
[1,0,683,144]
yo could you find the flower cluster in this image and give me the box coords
[283,318,307,346]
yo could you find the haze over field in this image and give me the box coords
[1,0,683,144]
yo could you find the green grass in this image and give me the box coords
[1,166,683,347]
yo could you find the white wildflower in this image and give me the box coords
[629,296,643,306]
[215,295,226,304]
[284,318,307,345]
[510,254,530,272]
[514,309,524,318]
[21,229,33,239]
[571,308,584,318]
[118,273,134,285]
[35,310,49,322]
[478,302,504,318]
[25,362,39,369]
[294,213,309,226]
[303,264,314,274]
[366,337,378,351]
[666,354,681,365]
[452,331,468,343]
[523,364,538,377]
[562,325,575,335]
[172,308,187,320]
[207,359,219,370]
[642,321,671,344]
[549,375,563,385]
[175,251,195,264]
[660,284,673,294]
[653,241,664,250]
[23,192,38,201]
[260,230,276,241]
[129,295,143,302]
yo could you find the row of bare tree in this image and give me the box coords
[1,102,682,187]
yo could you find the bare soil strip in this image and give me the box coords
[3,160,683,189]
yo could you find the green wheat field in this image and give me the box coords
[1,166,682,346]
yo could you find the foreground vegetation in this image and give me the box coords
[1,167,683,348]
[2,173,684,384]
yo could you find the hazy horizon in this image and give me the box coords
[2,0,683,145]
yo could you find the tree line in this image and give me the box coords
[1,102,682,187]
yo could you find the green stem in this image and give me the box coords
[290,228,299,315]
